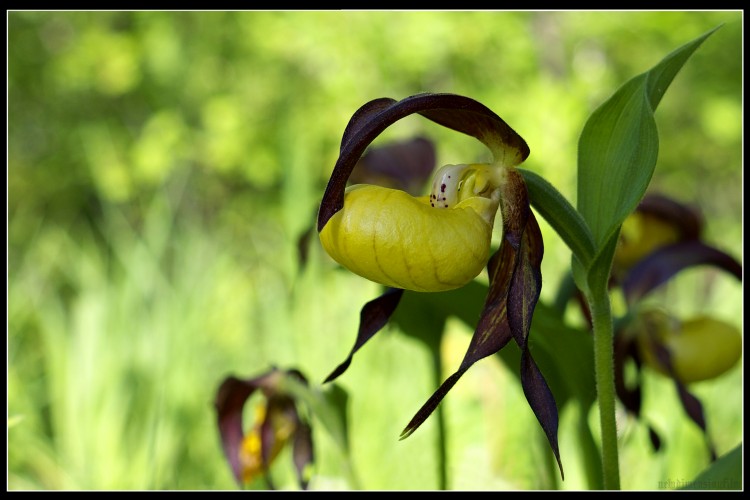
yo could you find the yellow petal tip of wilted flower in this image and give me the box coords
[319,163,503,292]
[239,429,264,484]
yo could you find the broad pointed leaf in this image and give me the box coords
[577,27,718,260]
[680,443,741,490]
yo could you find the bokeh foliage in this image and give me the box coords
[8,11,742,490]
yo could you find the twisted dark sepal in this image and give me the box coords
[505,169,563,479]
[614,334,644,418]
[622,240,742,304]
[317,93,529,232]
[324,287,404,383]
[613,334,665,452]
[650,339,717,461]
[513,214,563,479]
[400,173,562,480]
[292,421,314,489]
[399,238,516,441]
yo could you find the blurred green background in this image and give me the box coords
[8,11,742,490]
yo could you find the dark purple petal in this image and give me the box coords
[467,242,517,364]
[637,193,703,240]
[673,380,707,433]
[499,169,531,251]
[508,210,543,349]
[649,339,717,461]
[340,97,397,154]
[348,137,436,195]
[498,187,562,478]
[674,379,717,461]
[400,241,516,440]
[623,240,742,304]
[418,104,529,166]
[324,287,404,383]
[613,334,643,417]
[318,93,529,231]
[296,223,315,268]
[292,421,315,490]
[260,395,297,467]
[400,371,465,440]
[521,349,563,480]
[648,426,662,452]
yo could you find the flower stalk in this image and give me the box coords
[588,284,621,490]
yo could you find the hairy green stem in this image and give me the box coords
[589,285,621,489]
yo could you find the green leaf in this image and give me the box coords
[578,73,658,250]
[577,26,719,255]
[679,443,742,490]
[519,167,595,267]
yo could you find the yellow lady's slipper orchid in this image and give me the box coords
[319,163,503,292]
[635,310,742,384]
[608,193,742,461]
[317,93,563,479]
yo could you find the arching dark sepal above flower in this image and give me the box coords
[318,93,529,232]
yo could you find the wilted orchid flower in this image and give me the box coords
[215,367,314,489]
[317,93,562,477]
[611,194,742,459]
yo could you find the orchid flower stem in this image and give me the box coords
[589,285,621,490]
